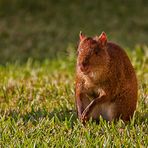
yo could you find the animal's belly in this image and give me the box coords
[90,102,116,121]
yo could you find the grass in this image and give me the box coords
[0,47,148,147]
[0,0,148,64]
[0,0,147,147]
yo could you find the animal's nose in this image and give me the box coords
[82,61,87,67]
[80,61,89,72]
[80,65,88,72]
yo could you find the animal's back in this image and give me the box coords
[105,42,138,121]
[107,42,137,87]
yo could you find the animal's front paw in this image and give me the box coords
[81,112,89,124]
[81,115,88,124]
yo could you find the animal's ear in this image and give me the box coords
[79,31,86,41]
[96,32,107,46]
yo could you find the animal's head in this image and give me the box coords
[77,32,109,75]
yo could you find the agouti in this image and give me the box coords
[75,32,138,123]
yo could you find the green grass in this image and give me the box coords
[0,0,148,147]
[0,47,148,147]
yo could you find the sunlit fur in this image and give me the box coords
[75,34,138,122]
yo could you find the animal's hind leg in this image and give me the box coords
[115,93,137,121]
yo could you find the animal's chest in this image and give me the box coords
[90,102,115,121]
[83,77,100,98]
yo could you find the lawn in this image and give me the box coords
[0,0,148,147]
[0,47,148,147]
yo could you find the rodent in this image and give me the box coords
[75,32,138,123]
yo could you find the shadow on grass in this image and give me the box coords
[133,111,148,124]
[4,108,77,125]
[3,109,147,126]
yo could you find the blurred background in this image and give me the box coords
[0,0,147,64]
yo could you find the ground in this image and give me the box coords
[0,48,148,147]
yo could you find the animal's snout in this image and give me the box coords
[80,65,88,72]
[80,60,89,72]
[82,60,88,68]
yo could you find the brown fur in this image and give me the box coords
[75,32,138,123]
